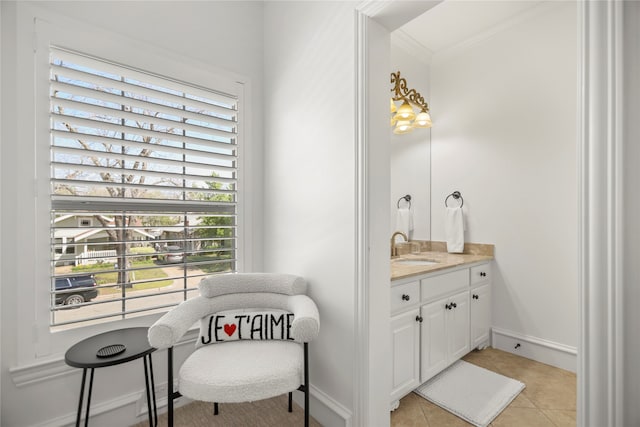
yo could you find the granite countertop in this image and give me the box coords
[391,245,494,281]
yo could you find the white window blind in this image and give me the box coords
[49,47,239,329]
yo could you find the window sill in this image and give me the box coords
[10,330,198,387]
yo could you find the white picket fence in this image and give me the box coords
[75,250,117,266]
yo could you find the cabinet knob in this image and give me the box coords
[473,294,479,300]
[480,272,487,277]
[401,294,410,301]
[415,315,423,323]
[452,302,457,308]
[445,303,450,310]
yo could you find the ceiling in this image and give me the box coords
[398,0,544,53]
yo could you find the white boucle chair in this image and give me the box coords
[148,273,320,427]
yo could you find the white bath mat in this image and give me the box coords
[414,360,525,427]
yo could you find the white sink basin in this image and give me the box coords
[394,259,439,266]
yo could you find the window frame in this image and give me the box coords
[15,12,250,362]
[48,47,240,329]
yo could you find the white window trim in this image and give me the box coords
[11,4,251,365]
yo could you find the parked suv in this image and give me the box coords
[157,245,185,264]
[54,274,99,306]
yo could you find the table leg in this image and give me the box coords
[168,347,174,427]
[149,355,157,426]
[76,368,87,427]
[85,368,95,427]
[143,354,157,427]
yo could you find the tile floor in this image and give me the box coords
[391,348,576,427]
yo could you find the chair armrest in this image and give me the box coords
[287,295,320,343]
[148,297,212,349]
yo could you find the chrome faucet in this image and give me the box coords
[390,231,408,257]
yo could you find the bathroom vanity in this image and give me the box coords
[390,250,493,409]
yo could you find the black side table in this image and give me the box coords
[65,327,157,427]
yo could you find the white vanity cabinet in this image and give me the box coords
[390,280,421,403]
[390,308,421,402]
[470,264,492,349]
[390,261,492,407]
[418,268,470,383]
[420,290,470,382]
[391,280,420,312]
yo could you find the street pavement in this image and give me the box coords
[52,265,205,330]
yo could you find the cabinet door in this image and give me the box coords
[470,283,491,349]
[391,280,420,313]
[391,309,421,401]
[470,263,492,286]
[447,291,470,361]
[420,299,448,383]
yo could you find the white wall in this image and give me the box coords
[0,2,3,422]
[390,37,432,241]
[263,1,357,423]
[430,3,578,364]
[624,2,640,424]
[1,2,264,425]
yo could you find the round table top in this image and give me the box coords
[65,327,156,369]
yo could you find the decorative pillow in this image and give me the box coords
[197,309,295,347]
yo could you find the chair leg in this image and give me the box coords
[304,342,309,427]
[214,402,219,415]
[148,355,158,427]
[288,392,293,412]
[168,347,174,427]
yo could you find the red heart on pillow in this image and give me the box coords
[224,324,236,337]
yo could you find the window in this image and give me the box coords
[49,47,238,330]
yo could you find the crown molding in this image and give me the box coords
[356,0,390,17]
[391,29,433,65]
[357,0,442,31]
[432,1,565,66]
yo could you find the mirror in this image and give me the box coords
[389,36,432,243]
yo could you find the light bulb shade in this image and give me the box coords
[414,111,432,128]
[393,120,414,135]
[390,98,397,113]
[393,101,416,122]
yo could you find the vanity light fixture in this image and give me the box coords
[390,71,432,134]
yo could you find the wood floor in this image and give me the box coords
[391,348,576,427]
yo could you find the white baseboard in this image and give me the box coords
[29,380,192,427]
[31,389,144,427]
[491,327,577,373]
[292,384,353,427]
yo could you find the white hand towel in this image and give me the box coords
[396,208,414,239]
[445,207,464,253]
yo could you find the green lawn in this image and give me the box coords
[72,260,172,294]
[187,254,233,274]
[70,255,233,294]
[98,278,174,295]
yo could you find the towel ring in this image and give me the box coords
[397,194,412,209]
[445,191,463,207]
